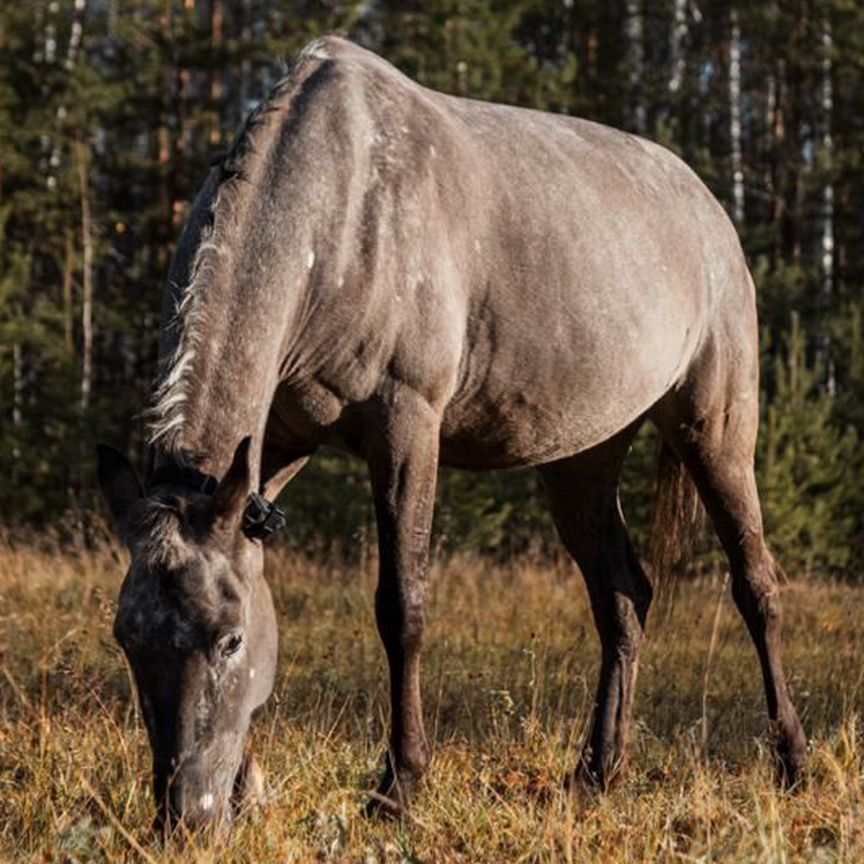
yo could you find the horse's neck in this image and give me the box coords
[149,77,360,477]
[150,257,296,480]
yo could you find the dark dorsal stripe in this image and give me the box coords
[148,464,286,541]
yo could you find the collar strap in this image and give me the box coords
[150,464,218,495]
[148,464,286,541]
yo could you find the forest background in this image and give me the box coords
[1,0,862,575]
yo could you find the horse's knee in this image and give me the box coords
[608,555,653,651]
[598,588,648,665]
[731,551,783,634]
[733,574,780,619]
[375,583,425,656]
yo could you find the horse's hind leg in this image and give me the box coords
[540,424,652,789]
[653,338,807,784]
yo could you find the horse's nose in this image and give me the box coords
[153,751,236,835]
[170,784,222,827]
[150,770,217,832]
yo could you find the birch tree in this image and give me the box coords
[626,0,646,134]
[820,13,834,298]
[729,6,744,225]
[669,0,688,96]
[76,136,93,415]
[820,11,835,393]
[210,0,224,147]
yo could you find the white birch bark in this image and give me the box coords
[48,0,87,188]
[820,16,834,297]
[44,0,57,64]
[669,0,688,95]
[39,1,59,188]
[729,7,744,225]
[76,139,94,415]
[820,14,835,394]
[210,0,224,146]
[65,0,85,69]
[626,0,646,134]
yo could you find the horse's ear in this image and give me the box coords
[211,436,252,526]
[96,445,144,543]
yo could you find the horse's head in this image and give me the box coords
[97,438,276,834]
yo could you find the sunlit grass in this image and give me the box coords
[1,541,862,861]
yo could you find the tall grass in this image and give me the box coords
[0,541,862,861]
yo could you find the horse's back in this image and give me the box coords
[289,38,758,467]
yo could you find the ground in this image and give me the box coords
[0,541,862,862]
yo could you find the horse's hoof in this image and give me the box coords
[770,713,808,790]
[565,758,611,797]
[363,767,422,820]
[363,788,405,820]
[776,730,808,790]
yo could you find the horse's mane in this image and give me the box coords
[146,40,331,453]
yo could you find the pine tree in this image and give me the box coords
[758,312,858,573]
[0,0,860,570]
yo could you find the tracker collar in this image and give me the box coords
[149,464,286,540]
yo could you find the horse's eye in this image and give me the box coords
[220,632,243,658]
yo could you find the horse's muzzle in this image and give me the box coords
[152,752,262,837]
[152,766,231,838]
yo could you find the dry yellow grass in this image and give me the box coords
[0,541,862,862]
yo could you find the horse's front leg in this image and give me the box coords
[365,389,440,816]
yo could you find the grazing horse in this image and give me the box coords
[97,36,806,832]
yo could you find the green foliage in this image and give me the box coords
[0,0,862,575]
[759,312,859,573]
[279,455,555,559]
[435,467,554,556]
[277,450,375,556]
[373,0,576,109]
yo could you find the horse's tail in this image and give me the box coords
[646,437,704,612]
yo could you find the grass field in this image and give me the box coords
[1,541,862,862]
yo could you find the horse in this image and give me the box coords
[97,35,806,833]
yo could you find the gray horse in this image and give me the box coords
[97,36,806,832]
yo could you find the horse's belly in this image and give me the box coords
[438,308,698,469]
[439,400,611,469]
[439,387,646,469]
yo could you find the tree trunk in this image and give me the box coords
[820,15,834,298]
[820,13,835,394]
[626,0,646,134]
[210,0,224,146]
[669,0,688,96]
[157,0,173,272]
[63,228,74,353]
[43,0,57,64]
[729,6,744,226]
[768,61,785,269]
[76,138,94,416]
[783,2,806,265]
[12,342,23,466]
[41,0,58,190]
[239,0,252,123]
[65,0,85,70]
